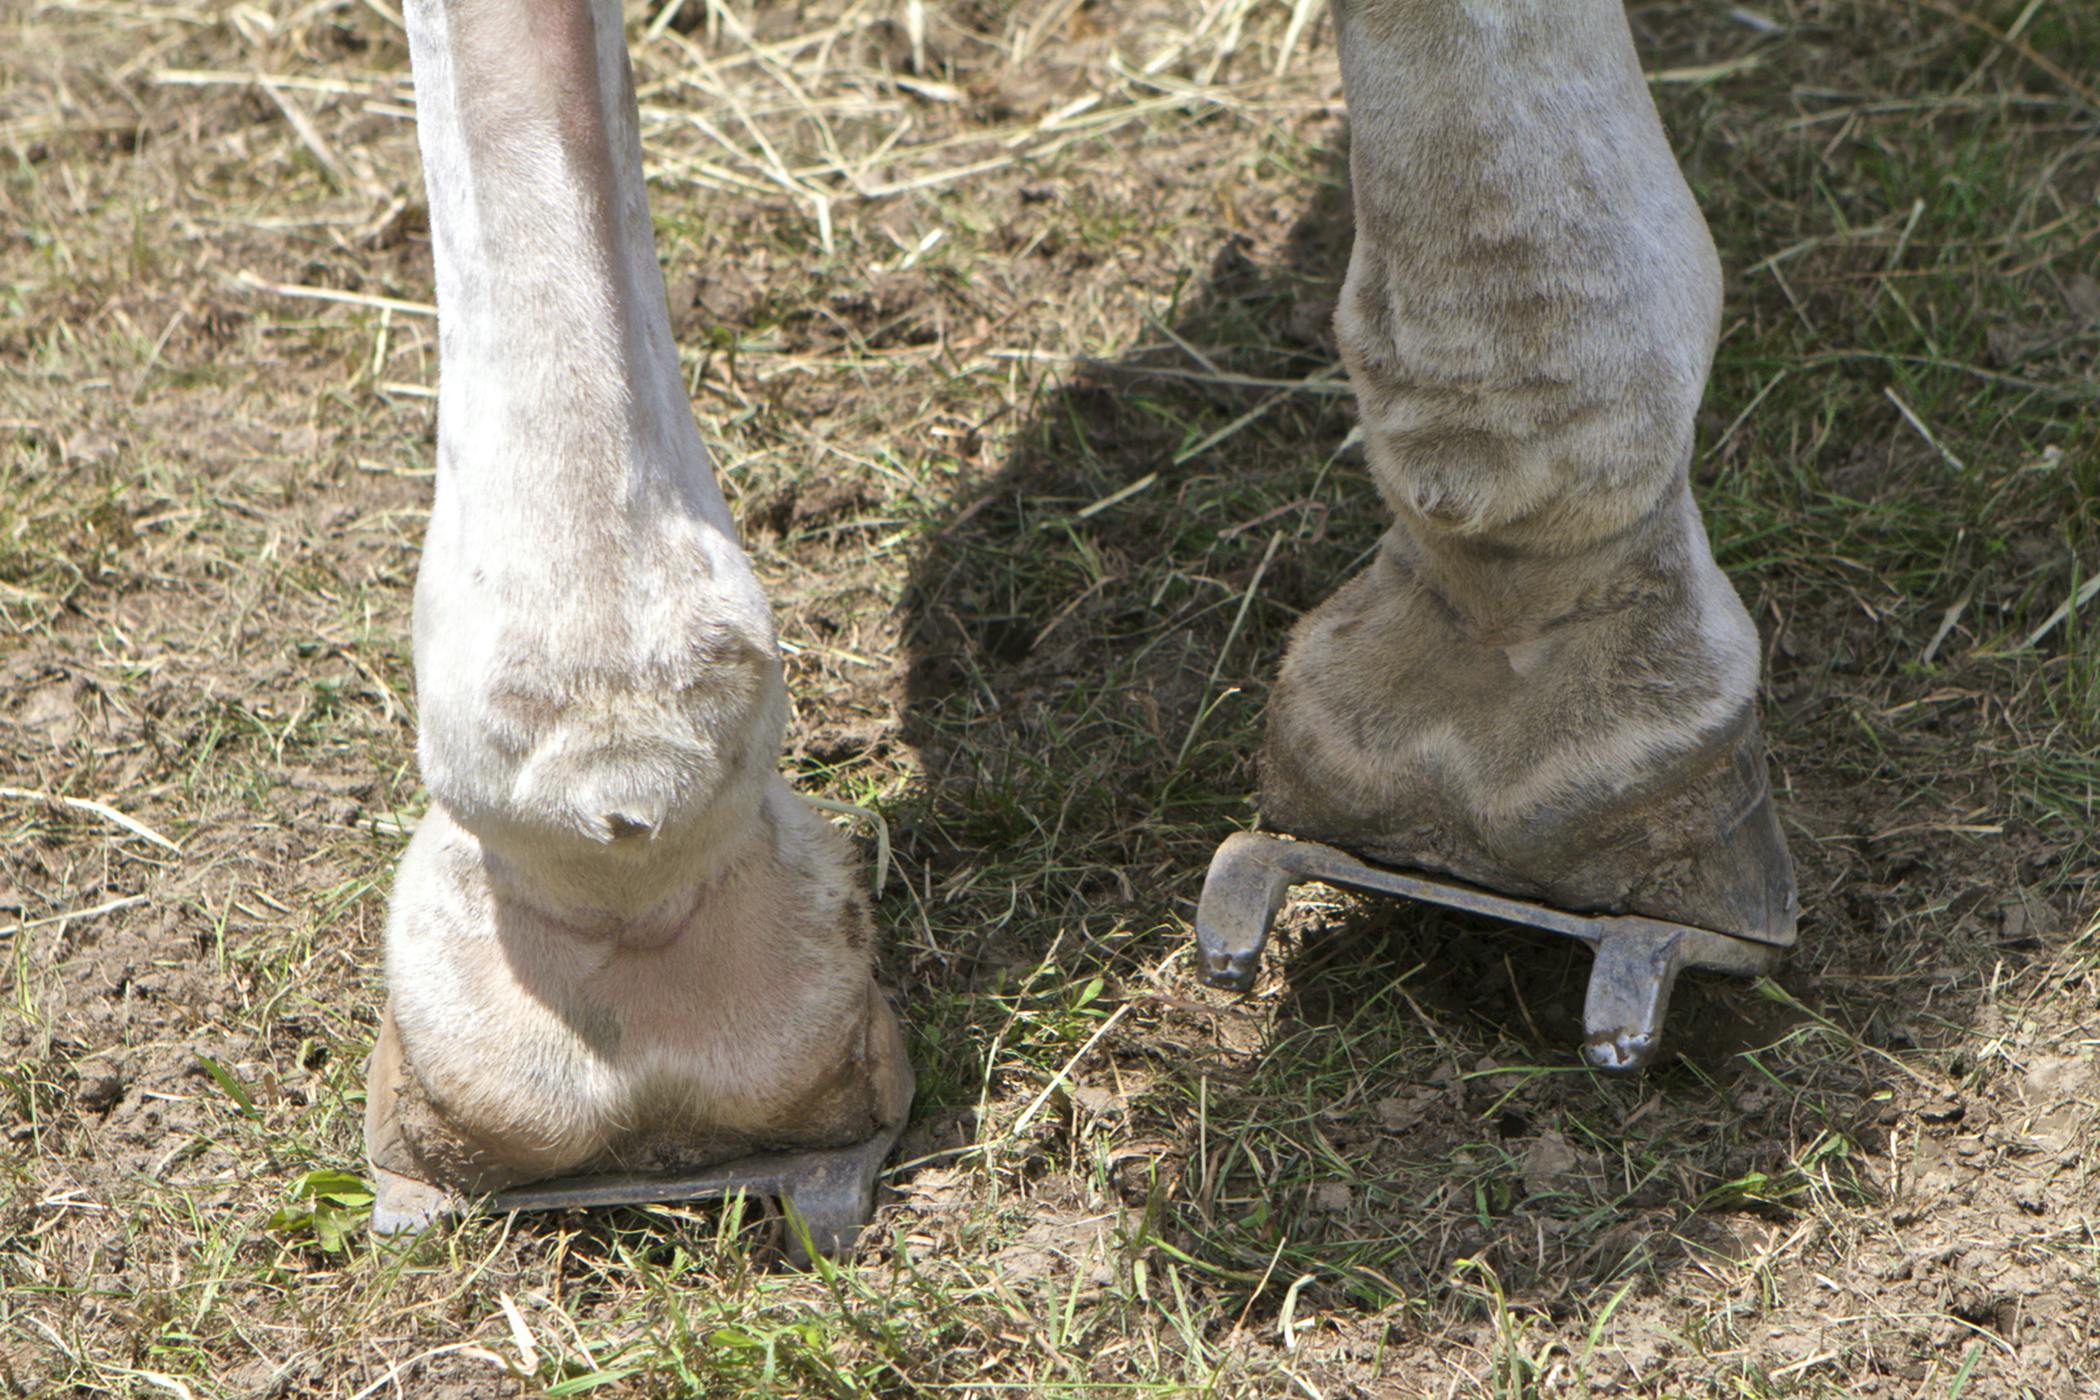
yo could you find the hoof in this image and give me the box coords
[1257,491,1801,953]
[365,789,914,1258]
[369,1162,456,1237]
[362,972,915,1261]
[1263,702,1799,950]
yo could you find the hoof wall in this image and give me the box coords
[369,1163,455,1236]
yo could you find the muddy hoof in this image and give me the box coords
[1263,702,1797,948]
[1252,471,1803,948]
[362,978,914,1260]
[1242,507,1798,1068]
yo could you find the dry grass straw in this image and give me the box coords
[4,0,2099,1397]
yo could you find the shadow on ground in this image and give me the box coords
[873,117,2079,1358]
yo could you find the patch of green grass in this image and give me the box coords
[2,1,2096,1397]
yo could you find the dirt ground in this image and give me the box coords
[4,0,2099,1396]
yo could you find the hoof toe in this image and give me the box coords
[1583,1029,1660,1074]
[1198,946,1259,991]
[369,1163,456,1237]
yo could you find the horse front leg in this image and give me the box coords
[365,0,910,1250]
[1235,0,1796,1065]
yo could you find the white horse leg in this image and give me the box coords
[1262,0,1795,938]
[366,0,909,1219]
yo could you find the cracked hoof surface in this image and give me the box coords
[361,964,914,1260]
[363,787,913,1257]
[1262,706,1797,948]
[1256,498,1800,949]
